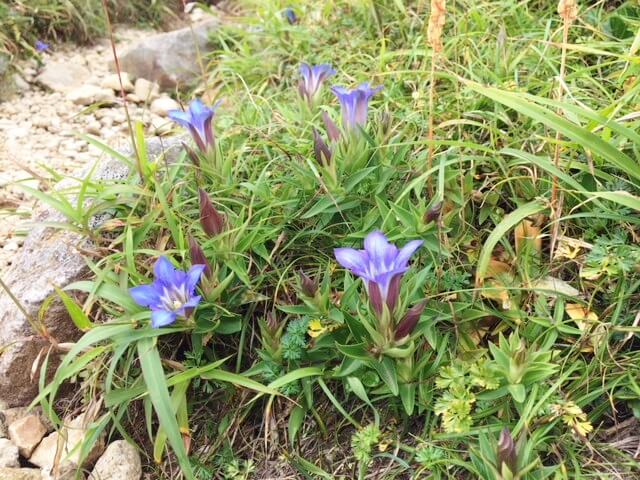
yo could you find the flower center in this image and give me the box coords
[160,284,189,312]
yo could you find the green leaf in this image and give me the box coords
[53,286,94,331]
[464,81,640,182]
[370,356,399,396]
[475,200,547,287]
[288,405,306,447]
[137,337,194,479]
[508,383,526,403]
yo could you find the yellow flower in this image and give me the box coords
[307,319,327,338]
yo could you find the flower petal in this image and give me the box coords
[154,256,177,284]
[395,239,424,267]
[129,284,160,308]
[151,309,177,328]
[364,231,397,265]
[167,109,192,128]
[334,247,368,276]
[183,295,202,309]
[186,264,206,292]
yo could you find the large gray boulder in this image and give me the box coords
[0,137,186,407]
[115,19,219,90]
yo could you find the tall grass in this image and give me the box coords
[0,0,181,58]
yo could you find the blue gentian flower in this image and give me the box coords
[168,99,220,152]
[284,8,298,24]
[331,83,383,131]
[129,256,206,328]
[35,40,49,52]
[298,63,335,106]
[334,231,422,314]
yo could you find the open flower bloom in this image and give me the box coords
[168,99,219,152]
[334,231,422,314]
[129,256,205,328]
[331,83,383,131]
[35,40,50,52]
[298,63,335,105]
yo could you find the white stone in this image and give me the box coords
[67,85,117,106]
[150,96,180,117]
[100,73,134,93]
[36,62,91,93]
[89,441,141,480]
[8,415,46,457]
[0,468,40,479]
[12,74,30,92]
[125,93,142,104]
[133,78,160,102]
[30,413,104,470]
[0,438,19,468]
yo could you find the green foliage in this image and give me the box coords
[0,0,179,57]
[21,0,640,478]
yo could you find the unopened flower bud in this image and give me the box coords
[188,235,212,279]
[424,201,443,224]
[394,301,426,340]
[198,188,225,237]
[299,271,318,297]
[497,428,517,474]
[312,128,332,166]
[182,142,200,168]
[322,111,341,142]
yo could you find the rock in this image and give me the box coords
[86,121,102,135]
[8,415,46,457]
[0,438,19,467]
[89,441,141,480]
[1,406,54,433]
[125,93,141,104]
[133,78,159,102]
[30,413,104,470]
[115,19,219,90]
[12,74,30,92]
[41,464,84,480]
[100,73,134,93]
[0,136,187,408]
[150,96,180,117]
[36,62,91,93]
[67,85,116,106]
[0,468,41,480]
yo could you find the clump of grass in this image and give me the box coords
[17,0,640,479]
[0,0,181,58]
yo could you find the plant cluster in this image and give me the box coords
[17,0,640,478]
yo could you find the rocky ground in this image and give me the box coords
[0,27,184,271]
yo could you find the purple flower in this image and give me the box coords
[35,40,49,52]
[284,8,298,24]
[334,231,422,314]
[331,83,383,131]
[298,63,336,106]
[168,99,220,152]
[129,256,205,328]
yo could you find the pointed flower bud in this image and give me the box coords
[182,142,200,168]
[299,271,318,297]
[424,201,443,224]
[312,128,332,166]
[497,428,518,474]
[198,188,225,237]
[188,235,212,279]
[394,301,426,340]
[322,111,341,142]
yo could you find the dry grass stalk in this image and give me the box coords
[426,0,446,194]
[550,0,578,259]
